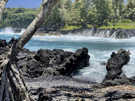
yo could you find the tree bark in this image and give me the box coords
[0,0,8,22]
[16,0,59,49]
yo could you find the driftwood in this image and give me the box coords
[0,42,32,101]
[0,0,59,100]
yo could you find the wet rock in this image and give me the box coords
[103,49,130,83]
[34,49,73,66]
[38,88,53,101]
[25,59,44,78]
[74,48,90,67]
[27,80,135,101]
[35,86,93,101]
[33,48,90,77]
[0,40,7,47]
[34,49,54,66]
[16,47,90,78]
[58,48,90,75]
[102,78,132,86]
[17,49,43,78]
[104,90,135,100]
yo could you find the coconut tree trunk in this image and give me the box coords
[0,0,8,22]
[16,0,59,49]
[0,0,59,101]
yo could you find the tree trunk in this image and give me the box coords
[0,0,8,22]
[0,0,59,101]
[0,43,32,101]
[16,0,59,49]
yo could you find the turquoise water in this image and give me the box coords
[1,28,135,82]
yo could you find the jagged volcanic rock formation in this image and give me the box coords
[0,39,90,79]
[104,49,130,81]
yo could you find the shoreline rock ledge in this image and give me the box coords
[0,39,90,78]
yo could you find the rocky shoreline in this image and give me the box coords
[60,28,135,39]
[6,27,135,39]
[0,39,135,101]
[36,28,135,39]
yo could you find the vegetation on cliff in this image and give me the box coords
[1,0,135,30]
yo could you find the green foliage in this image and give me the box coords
[44,5,63,28]
[1,0,135,30]
[43,0,73,29]
[123,0,135,21]
[89,0,111,26]
[61,25,81,31]
[112,0,125,18]
[100,19,135,29]
[1,8,38,28]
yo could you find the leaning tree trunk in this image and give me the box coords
[16,0,59,49]
[0,0,59,101]
[0,0,8,22]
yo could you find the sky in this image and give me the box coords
[6,0,42,8]
[6,0,128,8]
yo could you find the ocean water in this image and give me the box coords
[1,28,135,83]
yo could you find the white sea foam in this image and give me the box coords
[0,27,24,36]
[32,33,135,44]
[74,62,107,83]
[33,34,109,42]
[0,27,15,35]
[1,27,135,43]
[63,48,74,52]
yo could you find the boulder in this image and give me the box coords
[34,49,73,67]
[0,40,7,47]
[103,49,130,82]
[59,48,90,75]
